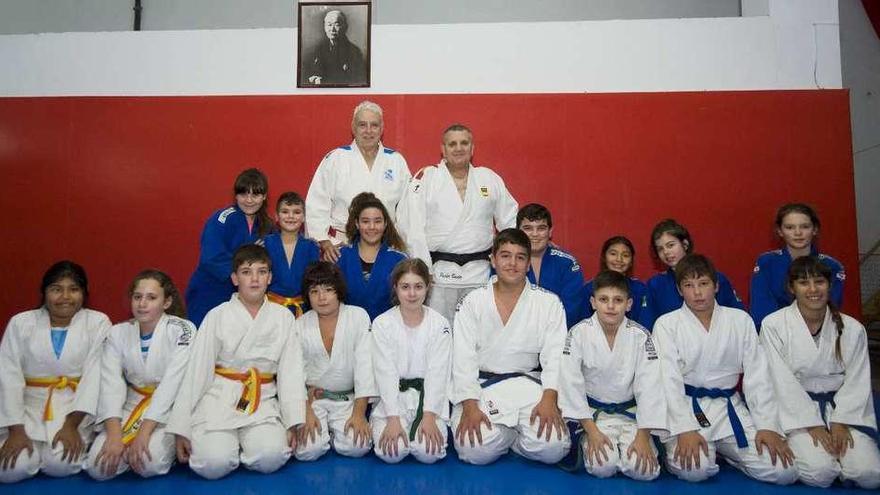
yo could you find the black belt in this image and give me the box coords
[429,249,491,266]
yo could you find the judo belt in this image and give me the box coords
[121,384,157,445]
[309,386,354,402]
[267,292,305,318]
[586,396,637,422]
[808,390,880,442]
[215,367,276,415]
[24,375,80,421]
[399,378,425,441]
[478,370,541,388]
[684,384,748,448]
[429,249,491,266]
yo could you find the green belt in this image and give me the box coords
[315,388,354,401]
[399,378,425,441]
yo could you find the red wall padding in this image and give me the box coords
[0,91,859,326]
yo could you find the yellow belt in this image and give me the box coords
[24,376,80,421]
[214,367,275,415]
[267,292,305,318]
[121,384,157,445]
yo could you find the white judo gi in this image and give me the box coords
[451,279,570,465]
[294,303,376,461]
[85,314,195,480]
[761,302,880,489]
[558,315,666,480]
[0,308,110,483]
[370,306,452,464]
[165,295,306,480]
[396,161,518,323]
[653,304,797,484]
[305,141,411,245]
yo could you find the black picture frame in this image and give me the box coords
[297,2,372,88]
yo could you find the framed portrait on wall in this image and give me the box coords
[297,2,371,88]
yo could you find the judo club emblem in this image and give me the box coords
[479,186,489,197]
[487,400,499,416]
[384,169,394,181]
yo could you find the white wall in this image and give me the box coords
[0,0,743,34]
[0,0,840,96]
[840,0,880,302]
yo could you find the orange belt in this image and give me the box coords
[267,292,305,318]
[24,376,80,421]
[214,367,275,415]
[121,384,157,445]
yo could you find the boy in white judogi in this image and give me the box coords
[166,245,306,480]
[558,270,665,480]
[760,256,880,489]
[451,229,569,466]
[294,262,376,461]
[654,254,797,485]
[396,124,518,323]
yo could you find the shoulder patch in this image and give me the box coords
[643,335,658,360]
[548,248,580,271]
[626,319,651,336]
[340,145,352,151]
[382,147,396,155]
[169,317,195,346]
[217,206,236,224]
[383,168,395,182]
[387,246,408,257]
[562,330,574,355]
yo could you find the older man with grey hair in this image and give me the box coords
[306,101,411,261]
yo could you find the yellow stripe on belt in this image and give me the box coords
[267,292,305,318]
[214,367,276,415]
[121,384,157,445]
[24,376,80,421]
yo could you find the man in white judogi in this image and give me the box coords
[396,124,518,323]
[451,229,569,465]
[558,270,666,480]
[166,245,306,480]
[653,254,797,485]
[760,257,880,489]
[306,100,411,262]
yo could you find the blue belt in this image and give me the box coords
[586,396,636,422]
[807,390,879,442]
[684,384,748,448]
[478,370,541,388]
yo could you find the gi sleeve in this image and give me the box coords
[96,330,127,424]
[198,212,238,283]
[144,319,196,425]
[166,312,221,440]
[0,314,27,428]
[353,310,377,399]
[424,314,452,418]
[72,312,111,417]
[651,315,701,436]
[451,294,482,404]
[557,325,592,421]
[305,153,337,243]
[759,317,824,432]
[537,297,567,392]
[633,330,668,432]
[278,316,307,429]
[492,174,518,230]
[830,319,875,430]
[740,317,782,434]
[395,168,432,270]
[749,257,777,328]
[717,272,745,311]
[559,258,587,328]
[371,315,401,416]
[830,262,845,309]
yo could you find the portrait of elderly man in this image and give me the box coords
[302,8,368,86]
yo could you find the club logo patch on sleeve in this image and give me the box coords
[644,337,658,360]
[479,186,489,197]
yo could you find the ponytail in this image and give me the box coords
[828,302,844,363]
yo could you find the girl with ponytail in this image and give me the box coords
[759,256,879,489]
